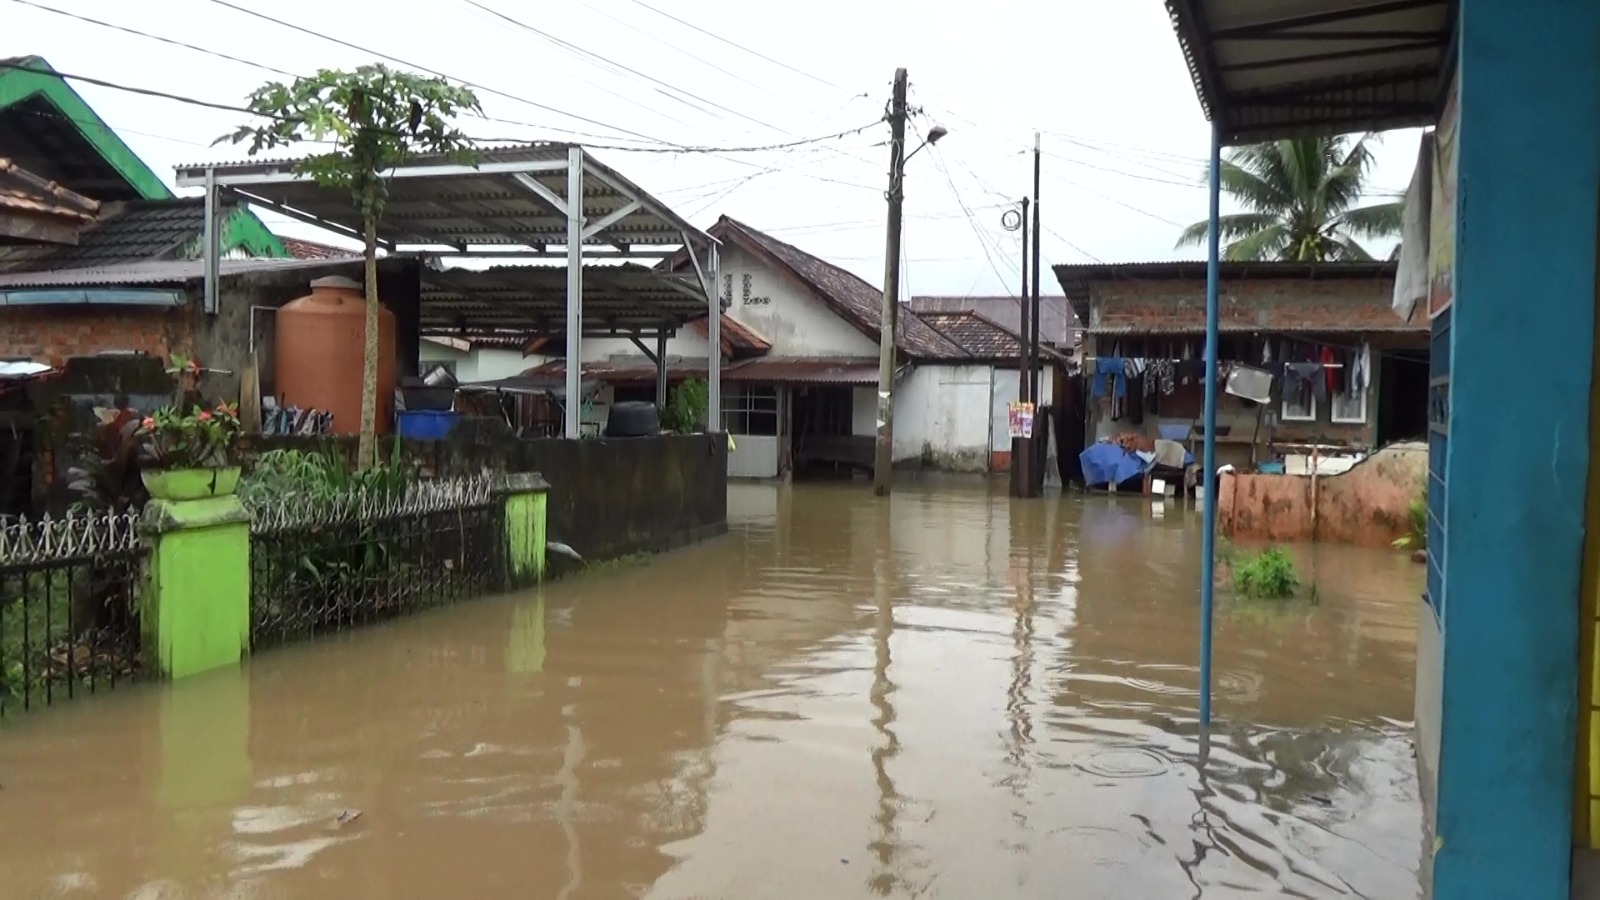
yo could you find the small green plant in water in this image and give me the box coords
[1232,547,1301,600]
[1393,493,1427,551]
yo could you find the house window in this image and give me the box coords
[722,385,778,435]
[1281,382,1316,422]
[1331,382,1367,424]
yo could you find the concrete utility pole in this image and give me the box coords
[1028,131,1044,495]
[1010,196,1031,499]
[873,67,909,498]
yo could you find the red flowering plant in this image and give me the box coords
[138,402,242,470]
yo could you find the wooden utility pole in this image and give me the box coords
[873,67,908,498]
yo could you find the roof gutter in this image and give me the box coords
[0,288,184,307]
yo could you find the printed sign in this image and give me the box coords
[1007,401,1035,440]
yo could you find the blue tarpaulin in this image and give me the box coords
[1080,442,1150,487]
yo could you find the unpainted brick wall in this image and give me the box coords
[1088,277,1414,333]
[0,306,194,366]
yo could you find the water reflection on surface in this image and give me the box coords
[0,481,1422,899]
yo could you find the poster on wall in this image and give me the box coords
[1428,68,1459,319]
[1007,401,1035,439]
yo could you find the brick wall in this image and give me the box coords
[1088,276,1418,334]
[0,306,194,366]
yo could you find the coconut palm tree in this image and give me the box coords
[1176,133,1403,261]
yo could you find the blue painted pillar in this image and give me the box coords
[1199,123,1221,731]
[1433,0,1600,896]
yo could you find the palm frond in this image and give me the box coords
[1325,234,1377,261]
[1217,160,1291,213]
[1175,213,1283,250]
[1338,201,1404,239]
[1223,223,1291,261]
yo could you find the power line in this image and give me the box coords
[621,0,846,92]
[201,0,676,146]
[922,135,1019,296]
[10,0,298,78]
[463,0,793,138]
[566,0,788,101]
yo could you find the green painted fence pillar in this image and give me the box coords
[140,495,251,679]
[501,472,550,590]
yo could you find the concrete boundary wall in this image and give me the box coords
[1215,441,1425,547]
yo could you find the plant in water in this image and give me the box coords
[663,378,709,433]
[1232,547,1302,600]
[65,407,148,514]
[137,403,242,470]
[223,66,481,471]
[1393,489,1427,552]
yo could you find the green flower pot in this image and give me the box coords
[141,466,242,501]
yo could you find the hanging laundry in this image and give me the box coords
[1092,357,1127,400]
[1319,345,1338,397]
[1352,343,1371,393]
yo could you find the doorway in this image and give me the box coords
[1377,353,1429,445]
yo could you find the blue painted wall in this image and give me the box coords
[1433,0,1600,896]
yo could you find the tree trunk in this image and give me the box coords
[358,218,379,471]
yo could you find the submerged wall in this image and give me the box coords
[1215,441,1424,546]
[242,423,728,565]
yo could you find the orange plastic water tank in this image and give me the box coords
[274,275,396,436]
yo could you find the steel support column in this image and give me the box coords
[202,167,220,315]
[1198,123,1222,733]
[564,147,584,439]
[655,331,668,410]
[706,244,721,432]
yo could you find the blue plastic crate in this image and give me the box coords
[397,410,459,440]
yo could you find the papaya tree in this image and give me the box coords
[222,65,482,469]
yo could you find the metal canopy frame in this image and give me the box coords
[1161,0,1455,751]
[174,144,721,437]
[1165,0,1455,143]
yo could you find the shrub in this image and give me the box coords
[1393,493,1427,551]
[1233,547,1301,600]
[663,378,709,433]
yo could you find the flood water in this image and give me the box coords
[0,481,1424,899]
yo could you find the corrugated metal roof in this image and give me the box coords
[1164,0,1454,143]
[0,256,356,287]
[173,145,712,252]
[420,264,709,334]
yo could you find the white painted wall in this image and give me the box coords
[851,386,877,437]
[418,341,533,383]
[1415,603,1443,832]
[718,246,878,358]
[893,364,994,472]
[728,435,779,478]
[988,370,1053,450]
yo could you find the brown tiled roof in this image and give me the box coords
[280,235,360,259]
[907,294,1080,348]
[687,313,771,358]
[523,358,706,385]
[0,156,98,225]
[915,310,1069,364]
[677,216,964,361]
[721,356,879,385]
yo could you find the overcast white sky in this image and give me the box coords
[7,0,1421,295]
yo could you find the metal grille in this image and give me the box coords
[245,478,503,649]
[0,512,146,719]
[1426,308,1450,617]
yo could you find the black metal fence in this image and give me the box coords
[245,477,504,649]
[0,513,146,719]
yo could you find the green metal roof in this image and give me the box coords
[0,55,287,258]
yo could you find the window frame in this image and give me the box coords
[1330,384,1368,424]
[721,385,779,436]
[1280,388,1317,423]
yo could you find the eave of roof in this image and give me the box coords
[1163,0,1456,143]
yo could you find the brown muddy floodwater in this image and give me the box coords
[0,481,1424,899]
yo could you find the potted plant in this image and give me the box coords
[138,402,244,501]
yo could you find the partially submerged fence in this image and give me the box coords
[0,512,146,718]
[0,472,548,722]
[244,477,503,648]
